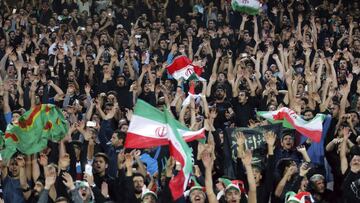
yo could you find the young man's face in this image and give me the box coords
[329,104,339,117]
[8,158,20,177]
[93,156,107,174]
[281,135,294,150]
[33,181,44,196]
[110,133,123,147]
[116,77,126,87]
[237,92,248,103]
[252,168,262,185]
[300,176,308,192]
[349,113,359,125]
[12,113,21,124]
[225,189,241,203]
[303,111,314,121]
[78,186,91,200]
[133,176,145,193]
[189,189,206,203]
[143,194,156,203]
[120,124,128,132]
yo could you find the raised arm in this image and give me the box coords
[201,146,218,203]
[206,74,217,97]
[340,127,350,174]
[212,50,222,74]
[241,150,257,203]
[3,82,11,115]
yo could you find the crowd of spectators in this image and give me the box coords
[0,0,360,202]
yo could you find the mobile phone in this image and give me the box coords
[79,27,85,31]
[85,164,93,176]
[144,51,150,65]
[12,9,17,14]
[86,121,96,127]
[135,35,141,39]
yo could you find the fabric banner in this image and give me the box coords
[1,104,68,160]
[231,0,261,15]
[223,124,282,178]
[257,107,327,142]
[125,99,205,149]
[167,55,204,81]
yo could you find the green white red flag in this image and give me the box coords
[164,108,193,200]
[167,55,203,81]
[125,99,199,199]
[182,81,201,107]
[125,99,205,148]
[257,107,327,142]
[231,0,261,15]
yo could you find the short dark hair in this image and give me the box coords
[36,177,45,186]
[94,152,109,164]
[277,158,295,175]
[133,172,145,181]
[55,196,69,203]
[303,108,315,115]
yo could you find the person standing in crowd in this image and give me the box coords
[0,0,359,202]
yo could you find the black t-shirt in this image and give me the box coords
[115,85,133,108]
[139,91,156,107]
[211,99,233,130]
[231,96,256,127]
[342,169,360,203]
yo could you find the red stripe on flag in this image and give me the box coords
[168,143,186,200]
[183,130,206,142]
[5,133,19,142]
[18,105,42,128]
[193,65,203,76]
[124,132,169,148]
[167,56,192,75]
[277,111,322,142]
[189,81,195,95]
[125,130,205,148]
[44,121,53,130]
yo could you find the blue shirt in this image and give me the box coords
[3,176,25,203]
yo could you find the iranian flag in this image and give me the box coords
[125,99,205,149]
[257,107,327,143]
[164,108,193,200]
[167,55,203,81]
[182,81,202,107]
[231,0,261,15]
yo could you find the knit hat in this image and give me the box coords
[218,178,245,194]
[78,181,90,188]
[184,176,205,197]
[189,177,205,193]
[285,191,314,203]
[141,187,158,200]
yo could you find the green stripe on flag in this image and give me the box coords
[134,99,166,124]
[135,99,194,131]
[165,109,193,174]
